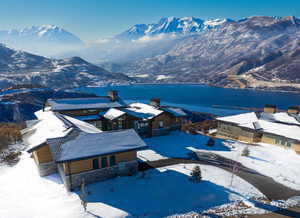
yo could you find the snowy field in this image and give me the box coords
[0,152,263,218]
[139,131,300,191]
[1,131,300,217]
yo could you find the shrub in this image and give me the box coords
[206,137,215,147]
[241,146,250,156]
[190,166,202,182]
[0,123,23,150]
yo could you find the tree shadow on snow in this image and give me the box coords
[76,168,246,217]
[248,155,269,163]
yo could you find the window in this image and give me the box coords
[118,117,123,129]
[159,121,164,128]
[101,157,107,168]
[110,155,116,166]
[95,121,102,129]
[92,159,99,169]
[287,141,292,147]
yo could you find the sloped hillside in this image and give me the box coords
[0,44,133,89]
[116,16,300,91]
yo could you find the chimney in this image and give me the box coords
[150,98,160,107]
[288,106,299,114]
[108,90,118,101]
[263,104,277,113]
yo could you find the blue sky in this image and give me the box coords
[1,0,300,41]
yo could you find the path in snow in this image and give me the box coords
[138,157,300,200]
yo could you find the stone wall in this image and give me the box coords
[37,161,57,176]
[60,160,138,191]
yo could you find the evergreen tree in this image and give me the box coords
[190,166,202,182]
[206,137,215,147]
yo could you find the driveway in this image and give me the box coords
[138,152,300,200]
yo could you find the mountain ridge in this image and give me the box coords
[0,44,133,89]
[115,16,235,40]
[0,24,84,55]
[108,16,300,92]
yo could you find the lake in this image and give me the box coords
[78,84,300,116]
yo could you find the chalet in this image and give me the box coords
[22,109,147,190]
[46,90,126,117]
[45,92,187,137]
[216,105,300,154]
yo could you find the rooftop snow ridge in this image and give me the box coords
[218,111,300,141]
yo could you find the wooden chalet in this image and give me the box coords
[216,105,300,154]
[45,92,188,138]
[23,109,147,190]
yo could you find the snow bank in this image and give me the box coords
[84,163,263,217]
[0,153,84,218]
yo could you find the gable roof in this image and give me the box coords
[25,109,102,152]
[217,111,300,141]
[47,97,126,111]
[123,103,164,120]
[55,129,148,163]
[161,107,187,117]
[100,108,125,121]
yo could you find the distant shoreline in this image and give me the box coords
[83,82,300,95]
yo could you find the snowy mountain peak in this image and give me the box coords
[115,16,234,40]
[0,25,84,56]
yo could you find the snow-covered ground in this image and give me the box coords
[139,131,300,191]
[137,130,226,161]
[83,164,263,217]
[0,152,263,218]
[1,131,300,218]
[0,153,84,218]
[206,141,300,191]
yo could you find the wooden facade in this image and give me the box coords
[217,121,262,143]
[51,109,101,117]
[62,150,137,175]
[151,112,172,130]
[263,105,277,114]
[261,133,300,153]
[217,120,300,154]
[32,143,53,164]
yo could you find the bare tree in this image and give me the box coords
[241,146,250,156]
[79,179,88,212]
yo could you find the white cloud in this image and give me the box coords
[134,33,178,44]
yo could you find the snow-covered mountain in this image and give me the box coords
[115,17,234,40]
[0,25,84,56]
[110,16,300,92]
[0,44,132,89]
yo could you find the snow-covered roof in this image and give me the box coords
[26,109,101,152]
[61,115,102,134]
[124,103,164,120]
[100,108,125,121]
[217,111,300,141]
[217,112,258,125]
[256,120,300,141]
[161,107,187,117]
[24,111,72,152]
[47,97,125,111]
[56,129,148,162]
